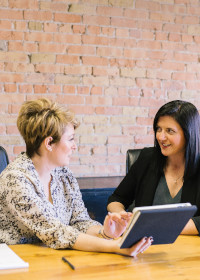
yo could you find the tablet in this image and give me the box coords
[119,203,197,248]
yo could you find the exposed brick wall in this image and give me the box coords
[0,0,200,177]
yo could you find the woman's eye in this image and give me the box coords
[167,128,175,134]
[156,127,161,132]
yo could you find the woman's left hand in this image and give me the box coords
[103,211,132,239]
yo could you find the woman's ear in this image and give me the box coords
[44,136,53,152]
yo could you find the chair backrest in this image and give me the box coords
[81,188,115,224]
[126,149,142,174]
[0,146,9,173]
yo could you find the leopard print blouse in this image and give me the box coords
[0,153,100,249]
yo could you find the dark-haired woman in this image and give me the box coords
[107,100,200,235]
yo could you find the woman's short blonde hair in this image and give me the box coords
[17,98,79,157]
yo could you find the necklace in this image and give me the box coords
[174,175,183,185]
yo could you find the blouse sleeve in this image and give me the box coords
[64,172,101,231]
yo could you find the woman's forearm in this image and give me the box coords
[107,202,125,213]
[72,232,115,253]
[181,219,198,235]
[72,232,152,257]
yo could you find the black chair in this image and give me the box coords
[126,148,142,174]
[0,146,9,173]
[81,188,115,224]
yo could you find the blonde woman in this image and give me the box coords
[0,98,152,257]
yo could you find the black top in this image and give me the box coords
[107,147,200,234]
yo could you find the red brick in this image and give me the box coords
[162,61,184,71]
[4,84,17,93]
[169,33,181,42]
[0,73,24,83]
[54,34,81,44]
[9,0,38,9]
[70,105,95,115]
[94,165,120,176]
[137,117,154,126]
[15,21,27,31]
[54,13,81,23]
[136,78,161,89]
[39,43,67,53]
[24,10,52,21]
[136,0,160,11]
[0,125,6,133]
[25,32,53,42]
[78,146,92,155]
[113,97,138,106]
[87,26,101,35]
[72,25,86,34]
[6,125,18,134]
[0,93,25,103]
[163,81,184,91]
[137,40,161,50]
[1,31,24,41]
[150,12,174,23]
[101,27,115,36]
[83,15,110,26]
[172,72,196,81]
[91,87,103,95]
[95,107,122,115]
[92,146,107,155]
[138,20,162,31]
[57,95,85,105]
[64,66,91,75]
[134,135,154,145]
[176,15,199,24]
[56,55,79,64]
[108,146,120,155]
[44,23,58,32]
[82,35,109,45]
[0,20,12,29]
[186,45,200,52]
[77,86,90,95]
[58,24,72,33]
[34,85,47,94]
[0,9,23,19]
[85,96,112,106]
[13,146,26,155]
[35,64,64,74]
[174,52,198,62]
[19,85,33,93]
[68,45,95,55]
[97,6,123,17]
[63,85,76,94]
[48,85,61,94]
[108,135,133,144]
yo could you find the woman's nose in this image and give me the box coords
[72,142,77,150]
[158,131,167,141]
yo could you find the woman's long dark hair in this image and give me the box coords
[153,100,200,179]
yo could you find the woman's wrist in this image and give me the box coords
[98,227,113,240]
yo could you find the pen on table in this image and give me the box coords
[62,256,76,270]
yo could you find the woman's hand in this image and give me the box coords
[103,211,132,239]
[116,236,153,257]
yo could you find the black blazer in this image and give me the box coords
[108,147,200,233]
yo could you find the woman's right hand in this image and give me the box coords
[112,236,153,257]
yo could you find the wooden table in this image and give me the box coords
[1,236,200,280]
